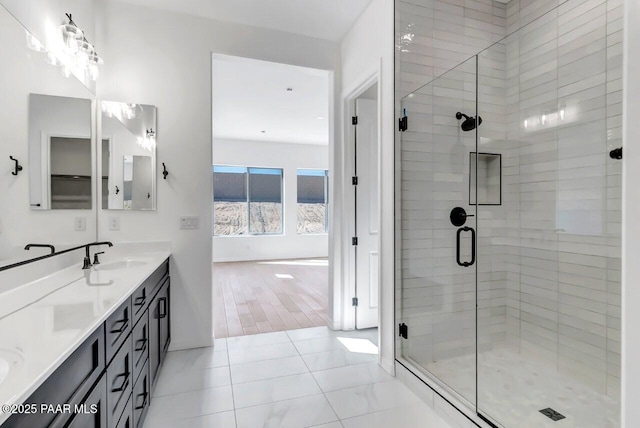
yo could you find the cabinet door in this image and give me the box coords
[66,376,108,428]
[158,281,171,358]
[149,277,170,388]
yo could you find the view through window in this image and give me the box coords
[213,165,283,235]
[297,169,328,234]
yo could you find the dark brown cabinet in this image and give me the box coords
[1,258,170,428]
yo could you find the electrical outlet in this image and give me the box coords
[74,217,86,231]
[109,216,120,231]
[180,216,199,230]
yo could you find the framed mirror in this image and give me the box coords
[100,101,157,210]
[29,94,93,210]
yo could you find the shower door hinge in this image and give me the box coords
[352,237,358,246]
[352,116,358,125]
[352,297,358,306]
[352,176,358,185]
[399,323,408,339]
[399,116,408,132]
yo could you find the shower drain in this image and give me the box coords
[540,408,566,421]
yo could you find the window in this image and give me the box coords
[213,165,283,236]
[297,169,328,234]
[248,167,283,234]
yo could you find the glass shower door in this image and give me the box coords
[399,55,478,407]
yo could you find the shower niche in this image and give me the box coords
[469,152,501,206]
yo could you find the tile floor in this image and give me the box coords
[213,259,329,338]
[143,326,453,428]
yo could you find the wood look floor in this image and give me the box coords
[213,258,329,338]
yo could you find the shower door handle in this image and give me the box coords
[456,226,476,267]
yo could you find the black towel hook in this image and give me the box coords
[115,185,120,195]
[10,156,22,176]
[162,163,169,179]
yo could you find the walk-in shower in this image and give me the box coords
[395,0,622,427]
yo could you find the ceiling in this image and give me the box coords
[212,54,329,145]
[113,0,373,41]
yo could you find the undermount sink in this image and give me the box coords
[95,260,148,271]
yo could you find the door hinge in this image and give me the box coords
[398,323,408,339]
[352,176,358,185]
[352,297,358,307]
[399,116,408,132]
[352,116,358,125]
[352,237,358,246]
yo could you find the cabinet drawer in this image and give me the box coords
[106,298,132,363]
[115,396,133,428]
[107,335,132,428]
[132,260,168,323]
[5,326,105,428]
[132,361,150,428]
[64,375,108,428]
[132,309,149,384]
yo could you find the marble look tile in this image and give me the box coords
[235,394,338,428]
[144,385,234,425]
[312,363,393,392]
[153,366,231,397]
[214,337,228,351]
[228,341,299,365]
[309,423,343,428]
[227,331,291,349]
[325,380,421,419]
[302,348,377,372]
[162,347,229,375]
[286,326,334,341]
[293,336,350,355]
[230,355,309,384]
[232,373,321,409]
[341,401,452,428]
[143,410,236,428]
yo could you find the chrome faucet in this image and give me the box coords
[83,242,114,269]
[24,243,56,254]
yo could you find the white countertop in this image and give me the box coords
[0,244,171,424]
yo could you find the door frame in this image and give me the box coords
[341,69,381,333]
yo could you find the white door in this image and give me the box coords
[355,98,379,329]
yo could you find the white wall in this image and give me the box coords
[340,0,394,373]
[96,1,341,348]
[622,0,639,425]
[213,138,329,262]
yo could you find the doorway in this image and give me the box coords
[211,54,332,338]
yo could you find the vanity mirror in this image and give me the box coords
[0,4,97,266]
[100,101,157,210]
[29,94,93,210]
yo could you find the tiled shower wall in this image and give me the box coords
[396,0,622,398]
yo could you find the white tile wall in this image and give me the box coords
[395,0,623,419]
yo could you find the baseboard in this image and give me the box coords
[168,336,214,352]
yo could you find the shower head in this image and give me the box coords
[456,112,482,131]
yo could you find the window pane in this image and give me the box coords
[213,166,248,235]
[297,169,328,234]
[248,168,283,234]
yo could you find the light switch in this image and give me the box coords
[180,216,199,230]
[74,217,86,231]
[109,216,120,231]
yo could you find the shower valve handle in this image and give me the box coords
[450,207,474,227]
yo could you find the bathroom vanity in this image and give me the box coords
[0,251,171,428]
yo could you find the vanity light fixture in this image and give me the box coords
[25,14,103,82]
